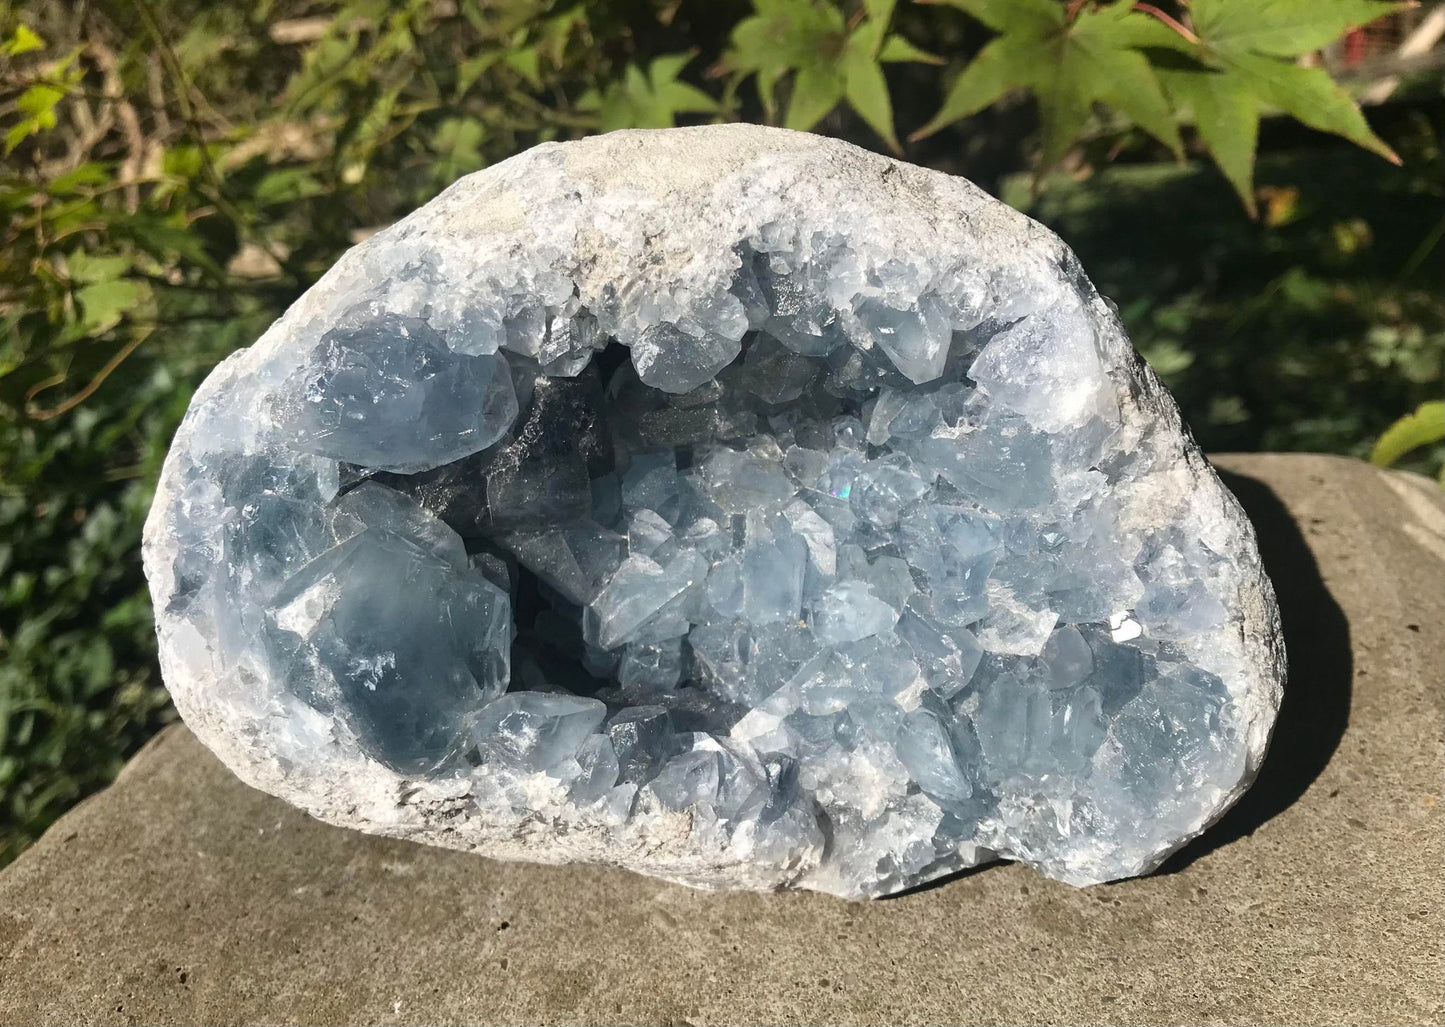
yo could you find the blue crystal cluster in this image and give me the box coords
[148,148,1270,895]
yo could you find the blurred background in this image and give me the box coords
[0,0,1441,866]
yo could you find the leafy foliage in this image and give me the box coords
[0,0,1438,865]
[914,0,1403,214]
[720,0,940,151]
[578,53,719,132]
[1371,401,1445,474]
[910,0,1184,165]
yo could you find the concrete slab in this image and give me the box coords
[1,454,1441,1026]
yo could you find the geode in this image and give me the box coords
[143,125,1284,897]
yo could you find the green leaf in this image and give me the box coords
[784,62,844,132]
[923,0,1062,35]
[74,280,148,335]
[725,0,847,78]
[456,52,501,96]
[114,215,216,272]
[1160,0,1402,210]
[754,66,784,119]
[2,24,45,56]
[2,122,28,152]
[1371,401,1445,468]
[863,0,898,27]
[1034,43,1097,169]
[728,0,912,148]
[914,4,1181,161]
[45,163,109,194]
[1190,0,1406,59]
[580,54,718,133]
[1066,7,1183,159]
[849,13,889,59]
[66,253,130,285]
[431,118,486,182]
[645,55,721,120]
[1156,64,1260,215]
[5,80,66,151]
[912,34,1029,140]
[841,36,900,152]
[1224,50,1398,164]
[503,44,543,89]
[650,52,696,86]
[878,35,944,65]
[253,168,323,206]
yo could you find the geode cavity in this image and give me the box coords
[143,125,1284,897]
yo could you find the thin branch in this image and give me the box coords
[1134,3,1201,45]
[26,328,150,421]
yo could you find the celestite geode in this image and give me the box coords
[143,126,1285,897]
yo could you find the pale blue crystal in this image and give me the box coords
[475,692,607,771]
[811,581,898,644]
[285,314,517,473]
[267,489,511,775]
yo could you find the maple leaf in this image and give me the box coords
[1156,0,1405,215]
[914,0,1405,216]
[577,54,719,133]
[910,0,1183,166]
[722,0,940,153]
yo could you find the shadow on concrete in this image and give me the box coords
[886,859,996,900]
[890,468,1352,897]
[1157,468,1353,874]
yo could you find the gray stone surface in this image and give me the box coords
[1,453,1441,1026]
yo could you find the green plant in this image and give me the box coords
[718,0,941,151]
[1371,401,1445,479]
[910,0,1404,214]
[578,53,720,131]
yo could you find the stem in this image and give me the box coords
[1134,3,1201,45]
[26,328,150,421]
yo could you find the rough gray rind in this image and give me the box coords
[143,125,1284,896]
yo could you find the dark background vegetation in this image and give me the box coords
[1,0,1441,864]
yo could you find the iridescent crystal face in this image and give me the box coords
[145,127,1282,896]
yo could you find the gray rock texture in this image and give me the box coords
[4,455,1440,1026]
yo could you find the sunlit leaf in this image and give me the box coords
[66,253,129,285]
[1156,64,1260,214]
[841,35,900,151]
[784,62,844,132]
[919,0,1395,211]
[912,1,1181,162]
[922,0,1061,35]
[504,45,543,89]
[578,54,718,133]
[1190,0,1407,59]
[1225,50,1398,164]
[1371,401,1445,468]
[2,24,45,56]
[878,35,943,65]
[911,34,1034,140]
[75,280,148,335]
